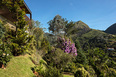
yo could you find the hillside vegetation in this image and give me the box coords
[0,1,116,76]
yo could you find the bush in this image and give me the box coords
[44,66,63,77]
[75,50,88,65]
[32,60,63,77]
[64,62,77,73]
[43,48,74,70]
[32,60,46,76]
[0,43,12,67]
[74,67,90,77]
[106,68,116,77]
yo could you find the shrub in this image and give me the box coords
[0,43,12,67]
[32,60,46,76]
[44,66,63,77]
[106,68,116,77]
[43,48,74,70]
[64,62,77,73]
[75,50,88,65]
[74,67,90,77]
[32,60,63,77]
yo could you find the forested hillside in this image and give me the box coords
[45,15,116,77]
[0,1,116,77]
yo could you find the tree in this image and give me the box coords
[48,15,65,35]
[1,0,33,56]
[65,21,75,36]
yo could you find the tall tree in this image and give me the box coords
[48,15,65,35]
[1,0,33,56]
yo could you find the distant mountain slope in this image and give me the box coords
[72,29,107,48]
[74,21,90,30]
[105,23,116,34]
[67,20,91,36]
[74,21,91,36]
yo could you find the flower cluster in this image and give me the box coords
[2,53,9,57]
[57,37,77,56]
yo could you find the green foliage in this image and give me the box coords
[74,67,90,77]
[0,20,12,67]
[84,65,96,77]
[43,48,74,70]
[65,21,75,36]
[85,48,109,77]
[106,68,116,77]
[32,60,46,76]
[40,38,51,53]
[0,20,6,39]
[75,39,88,65]
[64,62,77,73]
[0,43,12,66]
[33,27,44,42]
[65,21,90,37]
[32,22,51,55]
[48,15,65,35]
[32,60,63,77]
[75,50,88,65]
[44,66,63,77]
[87,48,108,65]
[1,0,34,56]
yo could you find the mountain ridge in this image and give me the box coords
[105,23,116,34]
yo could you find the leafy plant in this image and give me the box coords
[44,66,63,77]
[74,67,90,77]
[43,48,74,70]
[0,43,12,67]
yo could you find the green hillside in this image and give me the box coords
[0,55,35,77]
[66,21,91,36]
[77,29,106,44]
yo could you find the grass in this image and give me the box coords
[0,55,35,77]
[63,74,74,77]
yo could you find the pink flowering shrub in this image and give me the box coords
[57,37,77,56]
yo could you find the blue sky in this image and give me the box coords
[25,0,116,32]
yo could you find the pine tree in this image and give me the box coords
[1,0,33,56]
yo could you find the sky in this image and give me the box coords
[25,0,116,32]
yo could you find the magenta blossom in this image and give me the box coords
[57,37,77,56]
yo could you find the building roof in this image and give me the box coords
[20,1,32,14]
